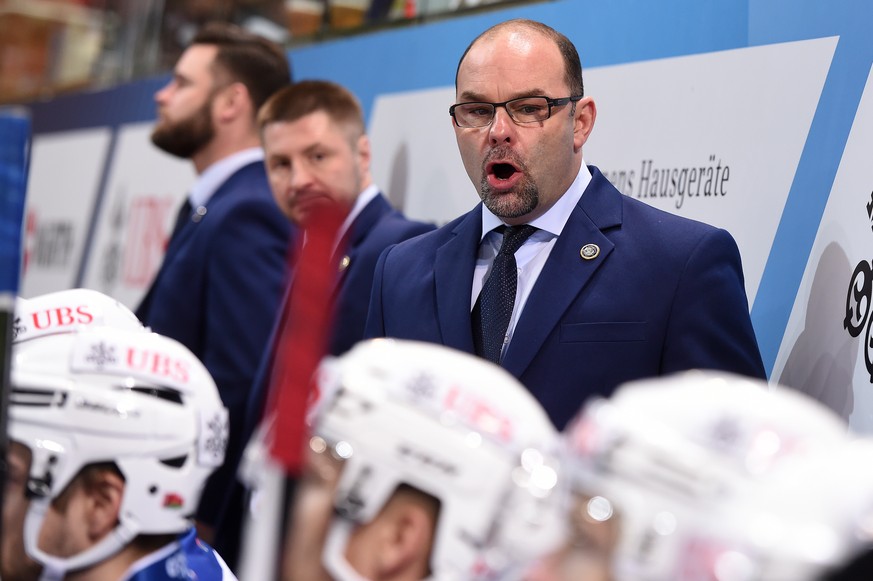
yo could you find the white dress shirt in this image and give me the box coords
[188,147,265,208]
[472,163,592,360]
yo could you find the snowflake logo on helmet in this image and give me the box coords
[85,342,117,369]
[205,414,228,456]
[12,316,26,340]
[405,372,437,401]
[709,416,742,450]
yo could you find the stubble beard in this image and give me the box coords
[151,100,215,160]
[477,147,539,219]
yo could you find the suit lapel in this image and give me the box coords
[164,163,249,254]
[140,161,261,316]
[335,193,392,288]
[141,199,200,312]
[503,169,623,377]
[434,207,481,353]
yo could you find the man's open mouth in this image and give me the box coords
[489,162,519,180]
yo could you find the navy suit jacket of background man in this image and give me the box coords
[136,159,292,529]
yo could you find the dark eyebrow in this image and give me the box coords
[456,88,550,103]
[303,142,333,156]
[458,90,488,102]
[173,71,192,85]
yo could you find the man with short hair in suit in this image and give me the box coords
[256,79,435,358]
[214,80,434,557]
[135,21,292,568]
[365,18,766,430]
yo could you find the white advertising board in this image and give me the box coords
[368,37,838,304]
[20,128,111,298]
[773,64,873,431]
[79,122,195,309]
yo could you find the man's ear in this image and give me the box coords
[214,82,252,124]
[83,469,125,540]
[356,134,372,176]
[573,96,597,152]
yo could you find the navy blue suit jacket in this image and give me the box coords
[329,193,436,355]
[365,167,766,430]
[135,160,292,535]
[212,192,433,562]
[245,192,433,430]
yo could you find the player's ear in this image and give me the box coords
[373,487,439,579]
[375,500,433,579]
[84,468,125,540]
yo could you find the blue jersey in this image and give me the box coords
[121,528,238,580]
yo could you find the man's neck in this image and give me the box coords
[192,130,260,174]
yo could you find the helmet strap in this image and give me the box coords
[323,517,372,581]
[25,496,140,578]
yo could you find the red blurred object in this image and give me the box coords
[267,202,345,474]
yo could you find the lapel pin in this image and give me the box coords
[192,205,207,223]
[580,243,600,260]
[339,255,351,272]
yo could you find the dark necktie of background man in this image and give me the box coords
[472,224,538,363]
[169,198,193,242]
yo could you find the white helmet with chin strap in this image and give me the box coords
[14,288,144,344]
[562,370,851,581]
[309,338,566,581]
[9,325,229,579]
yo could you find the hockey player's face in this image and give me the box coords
[523,493,617,581]
[1,442,41,581]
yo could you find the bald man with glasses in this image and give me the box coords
[365,18,766,430]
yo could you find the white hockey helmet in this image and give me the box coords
[703,437,873,581]
[561,370,850,581]
[13,288,143,343]
[9,325,229,576]
[309,338,566,581]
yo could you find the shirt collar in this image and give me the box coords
[339,183,379,240]
[480,162,592,240]
[188,147,265,208]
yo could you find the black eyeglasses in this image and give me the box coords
[449,95,583,128]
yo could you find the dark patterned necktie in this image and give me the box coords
[169,198,193,241]
[472,224,538,363]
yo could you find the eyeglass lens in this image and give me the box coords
[454,97,552,127]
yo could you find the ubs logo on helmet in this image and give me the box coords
[125,348,190,383]
[30,305,94,329]
[17,305,95,342]
[444,386,514,443]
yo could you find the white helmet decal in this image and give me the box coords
[13,288,144,344]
